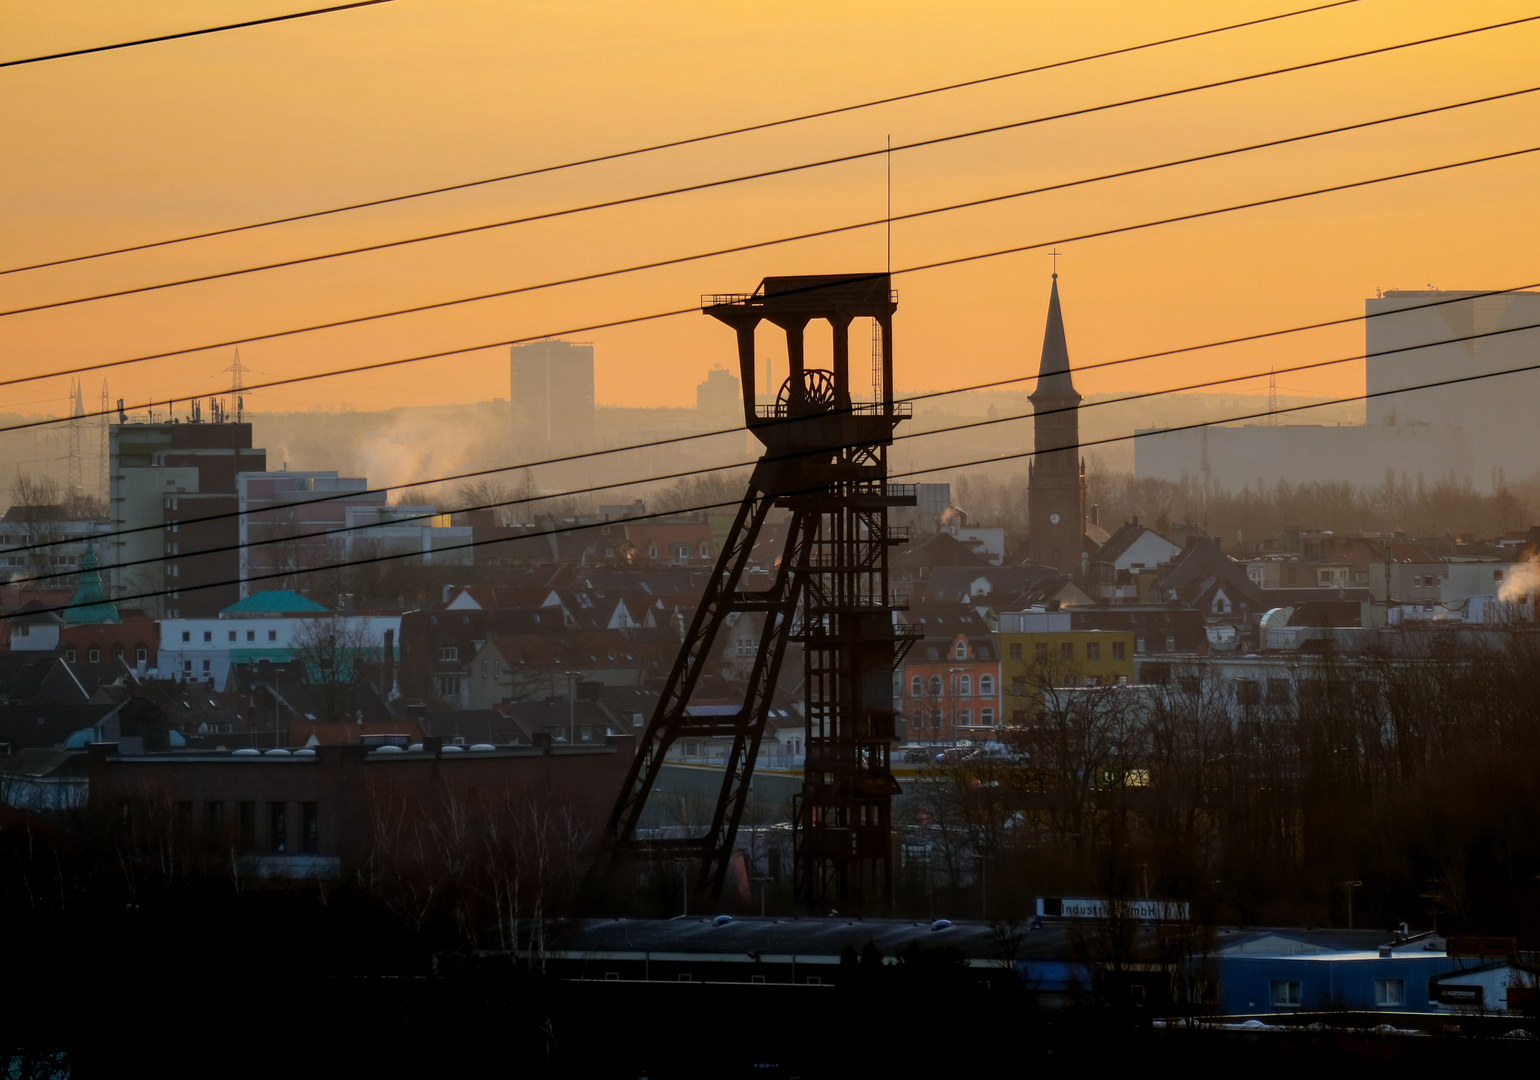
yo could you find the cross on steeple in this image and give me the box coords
[1049,248,1063,277]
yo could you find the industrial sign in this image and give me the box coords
[1432,983,1484,1007]
[1445,935,1516,958]
[1037,897,1190,921]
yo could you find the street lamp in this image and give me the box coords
[1345,880,1363,930]
[971,852,988,921]
[947,667,969,746]
[565,670,580,744]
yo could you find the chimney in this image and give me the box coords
[382,628,395,690]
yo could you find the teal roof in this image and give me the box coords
[222,590,328,615]
[63,540,119,625]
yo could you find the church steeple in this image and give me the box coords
[1026,273,1088,579]
[1029,274,1080,406]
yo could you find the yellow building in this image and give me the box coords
[995,609,1135,725]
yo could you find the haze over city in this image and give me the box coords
[3,2,1540,1074]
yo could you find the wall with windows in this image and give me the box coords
[997,629,1136,725]
[898,633,1000,743]
[1218,952,1458,1015]
[158,613,400,689]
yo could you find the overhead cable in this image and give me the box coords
[5,84,1534,391]
[0,2,398,69]
[3,140,1536,436]
[12,317,1539,588]
[6,13,1535,318]
[0,1,1358,274]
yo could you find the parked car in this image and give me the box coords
[903,746,933,764]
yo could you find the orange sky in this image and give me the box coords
[2,0,1538,423]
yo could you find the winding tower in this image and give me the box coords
[608,274,918,904]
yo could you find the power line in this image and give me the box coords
[0,1,399,69]
[3,139,1536,437]
[6,280,1534,558]
[12,316,1539,589]
[0,1,1358,275]
[7,14,1535,319]
[6,84,1533,393]
[18,345,1540,620]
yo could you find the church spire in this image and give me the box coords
[1029,274,1080,404]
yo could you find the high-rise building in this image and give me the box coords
[695,365,741,424]
[510,339,595,455]
[1026,275,1087,578]
[1365,289,1540,483]
[107,420,266,618]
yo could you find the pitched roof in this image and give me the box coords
[222,590,329,615]
[62,541,118,625]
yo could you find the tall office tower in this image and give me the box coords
[509,339,595,456]
[695,365,741,423]
[1365,289,1540,485]
[108,419,266,618]
[1026,274,1087,578]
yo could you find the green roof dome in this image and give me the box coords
[63,540,119,625]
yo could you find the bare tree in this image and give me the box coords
[291,614,375,724]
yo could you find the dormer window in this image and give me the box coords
[954,640,967,659]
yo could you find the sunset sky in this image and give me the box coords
[3,0,1537,421]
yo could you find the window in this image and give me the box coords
[648,544,658,559]
[439,646,459,661]
[171,564,178,578]
[65,650,77,662]
[1267,680,1290,706]
[181,631,190,643]
[228,631,237,642]
[981,708,994,725]
[202,660,211,675]
[183,660,193,674]
[1009,643,1022,661]
[979,675,994,697]
[301,803,318,854]
[203,631,212,643]
[89,649,100,663]
[954,641,967,659]
[736,640,755,657]
[1374,979,1403,1007]
[959,675,971,698]
[699,543,710,558]
[114,649,123,660]
[136,648,147,663]
[928,675,942,697]
[269,803,287,853]
[1112,641,1126,661]
[1086,642,1101,661]
[1136,637,1145,653]
[1034,643,1048,662]
[1270,980,1301,1007]
[1060,642,1074,662]
[1011,676,1025,696]
[1412,575,1422,588]
[267,630,277,642]
[959,709,971,725]
[247,630,255,642]
[910,676,922,698]
[1235,678,1260,707]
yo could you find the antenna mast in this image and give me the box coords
[98,379,110,503]
[66,379,84,497]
